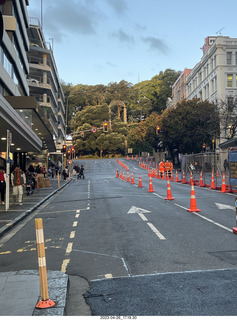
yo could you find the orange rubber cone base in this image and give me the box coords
[36,299,56,309]
[233,227,237,234]
[187,208,200,212]
[165,196,174,200]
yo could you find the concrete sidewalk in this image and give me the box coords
[0,177,71,316]
[0,177,70,237]
[0,270,68,316]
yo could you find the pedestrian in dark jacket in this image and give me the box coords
[0,166,6,205]
[80,165,85,179]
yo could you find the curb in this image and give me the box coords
[0,180,72,238]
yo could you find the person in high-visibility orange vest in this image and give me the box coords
[159,160,165,178]
[165,160,171,178]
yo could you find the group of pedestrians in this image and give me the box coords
[73,164,85,180]
[0,164,26,206]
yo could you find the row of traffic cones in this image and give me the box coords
[116,170,200,212]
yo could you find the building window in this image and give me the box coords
[227,52,232,65]
[227,74,233,87]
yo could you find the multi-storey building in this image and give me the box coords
[26,19,66,163]
[185,36,237,147]
[172,68,191,107]
[0,0,42,168]
[0,0,66,170]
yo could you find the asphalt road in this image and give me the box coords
[0,158,237,315]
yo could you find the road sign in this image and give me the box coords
[91,127,97,133]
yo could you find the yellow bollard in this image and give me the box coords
[35,218,55,309]
[57,172,60,188]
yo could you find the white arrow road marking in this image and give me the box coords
[215,203,235,210]
[127,206,151,214]
[138,213,148,221]
[127,206,166,240]
[147,222,166,240]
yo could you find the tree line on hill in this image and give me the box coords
[61,68,221,158]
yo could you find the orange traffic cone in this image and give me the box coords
[116,170,119,178]
[127,172,130,182]
[220,172,227,193]
[131,172,135,184]
[120,171,122,179]
[138,173,143,188]
[170,170,174,182]
[182,171,187,184]
[165,179,174,200]
[175,170,179,182]
[190,171,193,185]
[148,177,155,192]
[209,171,216,189]
[187,183,200,212]
[199,171,204,187]
[122,171,126,181]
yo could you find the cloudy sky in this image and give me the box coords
[28,0,237,86]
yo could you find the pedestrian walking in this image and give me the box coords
[42,165,46,177]
[0,166,6,205]
[62,166,69,180]
[80,165,85,179]
[11,164,26,205]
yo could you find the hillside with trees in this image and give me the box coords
[62,68,220,157]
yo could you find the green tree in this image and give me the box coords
[161,99,219,154]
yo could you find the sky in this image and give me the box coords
[28,0,237,86]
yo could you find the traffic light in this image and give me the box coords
[61,145,67,153]
[103,121,108,132]
[71,146,75,152]
[81,131,85,138]
[156,125,161,134]
[202,143,206,152]
[67,148,71,159]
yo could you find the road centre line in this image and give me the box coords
[73,221,78,227]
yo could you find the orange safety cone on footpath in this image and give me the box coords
[165,179,174,200]
[148,177,155,192]
[187,183,200,212]
[220,172,227,193]
[131,172,135,184]
[199,171,204,187]
[209,171,217,189]
[115,170,119,178]
[127,172,130,182]
[138,173,143,188]
[122,171,126,181]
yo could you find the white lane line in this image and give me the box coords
[174,203,188,210]
[153,192,165,200]
[147,222,166,240]
[73,221,78,227]
[192,211,232,233]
